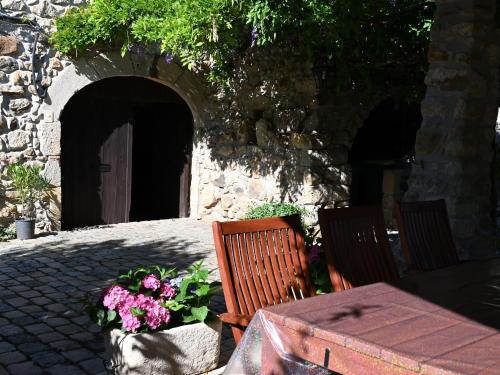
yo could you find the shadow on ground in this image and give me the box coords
[0,232,234,374]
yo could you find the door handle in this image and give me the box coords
[99,164,112,172]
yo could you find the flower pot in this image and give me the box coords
[104,317,222,375]
[15,219,35,240]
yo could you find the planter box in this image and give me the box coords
[104,318,222,375]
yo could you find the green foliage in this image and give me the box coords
[246,201,312,241]
[245,202,308,221]
[310,264,332,294]
[51,0,434,95]
[0,226,16,242]
[6,164,51,219]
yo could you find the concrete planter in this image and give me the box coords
[104,318,222,375]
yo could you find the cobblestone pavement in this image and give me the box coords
[0,219,235,375]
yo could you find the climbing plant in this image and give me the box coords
[51,0,434,96]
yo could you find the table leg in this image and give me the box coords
[260,331,288,375]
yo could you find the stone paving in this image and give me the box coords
[0,219,235,375]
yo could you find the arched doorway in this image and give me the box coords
[348,99,422,223]
[61,77,193,230]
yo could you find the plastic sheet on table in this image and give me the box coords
[223,311,332,375]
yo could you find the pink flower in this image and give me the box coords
[103,283,173,332]
[135,294,156,310]
[103,285,130,310]
[160,282,176,300]
[117,294,136,317]
[121,312,141,332]
[142,274,161,291]
[145,304,171,329]
[308,245,321,264]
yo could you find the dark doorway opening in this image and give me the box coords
[61,77,193,230]
[130,104,192,222]
[348,99,422,208]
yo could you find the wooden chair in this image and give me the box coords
[318,206,399,292]
[395,199,459,272]
[212,215,315,343]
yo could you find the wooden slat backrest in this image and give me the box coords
[212,215,314,320]
[395,199,459,271]
[318,206,399,292]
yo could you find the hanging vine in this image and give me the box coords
[50,0,434,97]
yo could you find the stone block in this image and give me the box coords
[49,57,63,70]
[0,56,18,73]
[210,172,225,188]
[7,130,30,150]
[273,108,306,133]
[303,113,320,132]
[9,98,30,112]
[51,0,71,5]
[9,71,23,85]
[0,36,18,56]
[427,45,449,62]
[104,319,222,375]
[291,133,313,149]
[200,187,219,209]
[0,84,24,94]
[43,159,61,187]
[255,119,279,148]
[0,0,28,11]
[248,179,266,200]
[220,196,234,210]
[39,122,61,156]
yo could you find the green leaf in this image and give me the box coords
[191,306,208,322]
[127,280,141,293]
[176,278,191,301]
[120,43,128,57]
[194,284,210,297]
[107,310,117,322]
[163,300,186,311]
[130,307,145,317]
[182,314,198,323]
[96,310,105,326]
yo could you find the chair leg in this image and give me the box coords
[231,326,245,344]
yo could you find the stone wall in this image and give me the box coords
[0,1,365,230]
[0,0,74,228]
[405,0,499,259]
[194,47,357,221]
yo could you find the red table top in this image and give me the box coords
[263,257,500,374]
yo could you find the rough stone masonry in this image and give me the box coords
[405,0,500,259]
[0,0,498,260]
[0,0,361,231]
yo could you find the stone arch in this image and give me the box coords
[41,52,212,127]
[39,52,214,226]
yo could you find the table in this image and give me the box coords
[258,257,500,374]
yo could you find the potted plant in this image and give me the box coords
[6,164,50,240]
[86,262,222,375]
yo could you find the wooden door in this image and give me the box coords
[99,117,133,225]
[62,100,133,229]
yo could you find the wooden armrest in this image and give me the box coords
[218,312,252,327]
